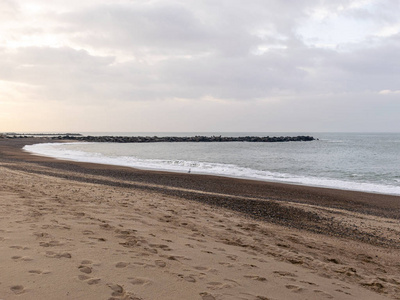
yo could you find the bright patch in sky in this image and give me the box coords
[298,1,388,49]
[379,89,400,95]
[299,17,375,49]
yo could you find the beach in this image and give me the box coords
[0,138,399,299]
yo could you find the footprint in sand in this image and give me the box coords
[130,277,152,286]
[108,283,124,297]
[79,265,93,274]
[200,292,216,300]
[335,289,352,295]
[178,274,196,283]
[79,275,91,281]
[207,282,223,289]
[12,255,33,262]
[155,260,166,268]
[242,263,258,269]
[99,223,113,230]
[115,262,129,268]
[45,251,72,259]
[149,244,172,251]
[9,246,23,249]
[10,285,25,294]
[226,255,237,261]
[300,280,317,286]
[219,262,234,268]
[81,259,93,264]
[87,278,101,285]
[285,284,305,293]
[78,275,100,285]
[82,230,94,235]
[184,276,196,283]
[159,254,181,261]
[256,296,272,300]
[28,270,50,275]
[34,232,51,238]
[244,275,267,282]
[273,270,298,278]
[39,240,62,247]
[313,290,334,299]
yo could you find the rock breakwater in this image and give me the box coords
[58,135,316,143]
[2,134,316,143]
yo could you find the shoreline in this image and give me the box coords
[1,138,400,299]
[22,138,400,198]
[2,138,399,237]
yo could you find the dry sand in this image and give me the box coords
[0,138,399,299]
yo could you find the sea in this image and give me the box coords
[23,132,400,196]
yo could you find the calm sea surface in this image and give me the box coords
[24,132,400,196]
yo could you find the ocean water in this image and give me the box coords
[23,132,400,196]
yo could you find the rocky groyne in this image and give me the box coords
[60,135,314,143]
[2,134,316,143]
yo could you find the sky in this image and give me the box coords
[1,0,400,132]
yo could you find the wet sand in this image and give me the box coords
[0,138,399,299]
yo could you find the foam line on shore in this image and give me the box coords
[23,142,400,196]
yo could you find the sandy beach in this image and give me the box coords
[0,138,399,300]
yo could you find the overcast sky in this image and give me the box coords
[1,0,399,132]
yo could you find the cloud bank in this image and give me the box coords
[1,0,399,131]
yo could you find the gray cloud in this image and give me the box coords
[1,0,400,131]
[56,2,259,57]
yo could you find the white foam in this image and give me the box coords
[23,142,400,196]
